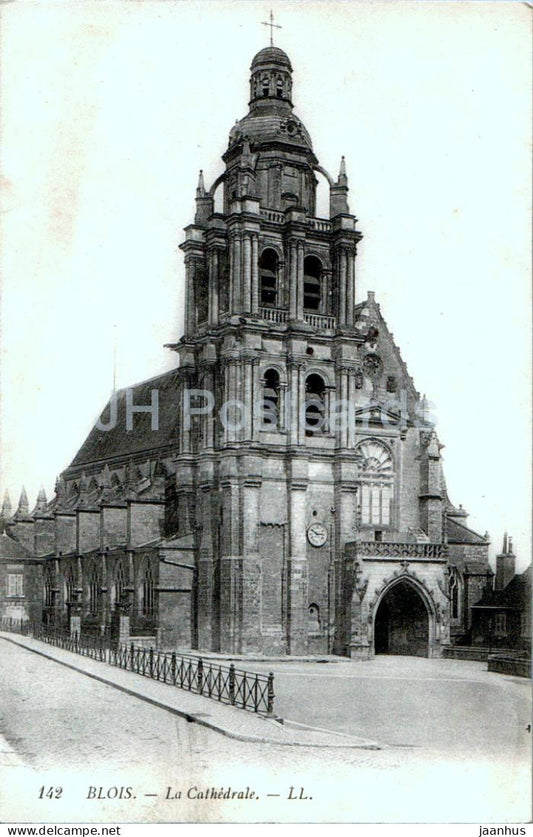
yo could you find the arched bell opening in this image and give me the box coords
[373,578,432,658]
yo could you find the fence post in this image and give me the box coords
[130,642,134,672]
[267,672,275,716]
[171,652,177,685]
[149,647,154,679]
[229,664,236,706]
[197,658,204,694]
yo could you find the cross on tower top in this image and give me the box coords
[261,10,282,46]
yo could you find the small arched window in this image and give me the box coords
[308,603,321,630]
[262,368,280,429]
[276,78,284,99]
[305,373,326,435]
[303,256,322,312]
[259,249,279,308]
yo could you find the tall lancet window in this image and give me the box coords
[65,567,75,606]
[449,566,462,620]
[140,562,155,617]
[303,256,322,312]
[355,440,394,528]
[86,562,100,616]
[259,249,279,308]
[44,565,54,608]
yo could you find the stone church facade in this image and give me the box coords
[1,44,494,659]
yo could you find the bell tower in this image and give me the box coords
[171,39,365,655]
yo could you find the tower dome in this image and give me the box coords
[251,46,292,72]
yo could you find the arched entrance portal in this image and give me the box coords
[374,580,430,657]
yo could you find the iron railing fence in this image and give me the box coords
[0,618,275,715]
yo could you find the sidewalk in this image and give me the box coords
[0,632,381,750]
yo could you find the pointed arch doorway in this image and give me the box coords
[374,579,430,658]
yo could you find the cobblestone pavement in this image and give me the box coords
[0,639,530,824]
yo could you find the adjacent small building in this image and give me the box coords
[0,491,43,625]
[470,536,531,651]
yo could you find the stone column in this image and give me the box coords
[241,473,262,653]
[242,355,254,442]
[287,479,309,655]
[230,235,242,314]
[297,241,304,320]
[209,249,219,325]
[279,381,288,433]
[203,363,216,450]
[251,234,259,314]
[287,359,303,446]
[334,474,359,654]
[184,256,196,335]
[338,367,349,449]
[346,249,355,326]
[179,371,194,454]
[242,234,252,313]
[339,249,347,326]
[289,241,298,320]
[218,478,242,654]
[347,369,356,449]
[197,483,215,650]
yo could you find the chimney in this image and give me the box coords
[495,532,516,590]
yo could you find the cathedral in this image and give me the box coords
[1,41,498,659]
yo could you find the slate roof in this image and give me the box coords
[472,564,531,610]
[68,368,181,470]
[447,518,487,545]
[0,531,32,561]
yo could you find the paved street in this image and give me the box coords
[0,639,530,824]
[247,655,532,756]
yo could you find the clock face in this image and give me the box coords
[307,523,328,547]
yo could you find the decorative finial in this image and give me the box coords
[196,169,206,198]
[338,155,348,187]
[1,489,12,518]
[33,485,48,514]
[508,536,513,554]
[262,10,282,46]
[17,486,29,516]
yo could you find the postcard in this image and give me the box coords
[0,0,531,828]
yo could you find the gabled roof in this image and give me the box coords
[447,517,487,545]
[354,294,419,402]
[67,368,181,471]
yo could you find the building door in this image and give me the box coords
[374,580,429,657]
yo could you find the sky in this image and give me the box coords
[0,0,530,570]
